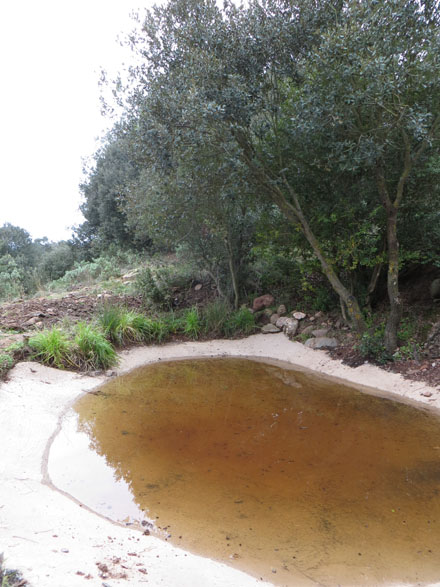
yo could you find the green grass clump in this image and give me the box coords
[0,353,14,378]
[98,305,173,346]
[29,328,73,369]
[74,322,118,371]
[98,306,144,346]
[183,307,202,339]
[224,307,257,337]
[201,299,231,336]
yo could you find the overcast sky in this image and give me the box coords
[0,0,152,242]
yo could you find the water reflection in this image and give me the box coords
[49,358,440,586]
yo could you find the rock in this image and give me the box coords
[261,323,281,334]
[314,311,324,318]
[252,294,275,311]
[23,316,40,326]
[284,318,299,338]
[304,337,338,349]
[264,308,274,317]
[122,269,139,281]
[270,313,280,325]
[277,304,287,316]
[309,316,315,322]
[312,328,329,338]
[426,321,440,358]
[431,278,440,300]
[292,311,306,320]
[421,391,433,397]
[275,316,290,329]
[194,283,203,291]
[300,325,315,336]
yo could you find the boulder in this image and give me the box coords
[277,304,287,316]
[270,313,280,325]
[431,278,440,300]
[283,318,299,338]
[300,325,315,336]
[261,323,281,334]
[426,321,440,358]
[253,294,275,311]
[292,311,306,320]
[304,337,338,349]
[312,328,329,338]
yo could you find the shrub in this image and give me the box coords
[74,322,118,370]
[135,259,203,310]
[357,324,390,365]
[29,328,73,369]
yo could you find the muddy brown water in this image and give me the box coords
[49,357,440,586]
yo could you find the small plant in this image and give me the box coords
[143,317,171,343]
[201,299,231,336]
[357,324,390,365]
[0,553,27,587]
[74,322,118,371]
[183,307,201,339]
[29,328,73,369]
[98,306,143,346]
[0,353,14,378]
[224,307,257,337]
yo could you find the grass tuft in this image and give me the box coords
[29,328,73,369]
[74,322,118,371]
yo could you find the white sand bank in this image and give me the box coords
[0,333,439,587]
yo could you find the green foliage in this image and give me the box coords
[135,259,201,309]
[29,328,73,369]
[0,353,14,378]
[74,322,118,370]
[201,299,232,337]
[48,256,122,290]
[357,324,390,365]
[183,307,201,340]
[98,306,143,346]
[224,307,257,337]
[135,266,171,309]
[392,318,423,361]
[0,255,24,300]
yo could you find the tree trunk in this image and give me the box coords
[384,208,402,354]
[234,130,366,332]
[225,237,240,310]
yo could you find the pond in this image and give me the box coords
[49,357,440,586]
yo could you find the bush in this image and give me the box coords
[357,324,390,365]
[135,259,202,310]
[74,322,118,370]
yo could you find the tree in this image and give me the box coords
[291,0,440,351]
[78,130,151,254]
[121,0,368,330]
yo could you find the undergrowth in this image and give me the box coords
[20,301,257,374]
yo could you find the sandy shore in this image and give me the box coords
[1,333,439,587]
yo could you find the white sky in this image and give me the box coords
[0,0,152,242]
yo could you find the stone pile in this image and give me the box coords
[251,294,339,349]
